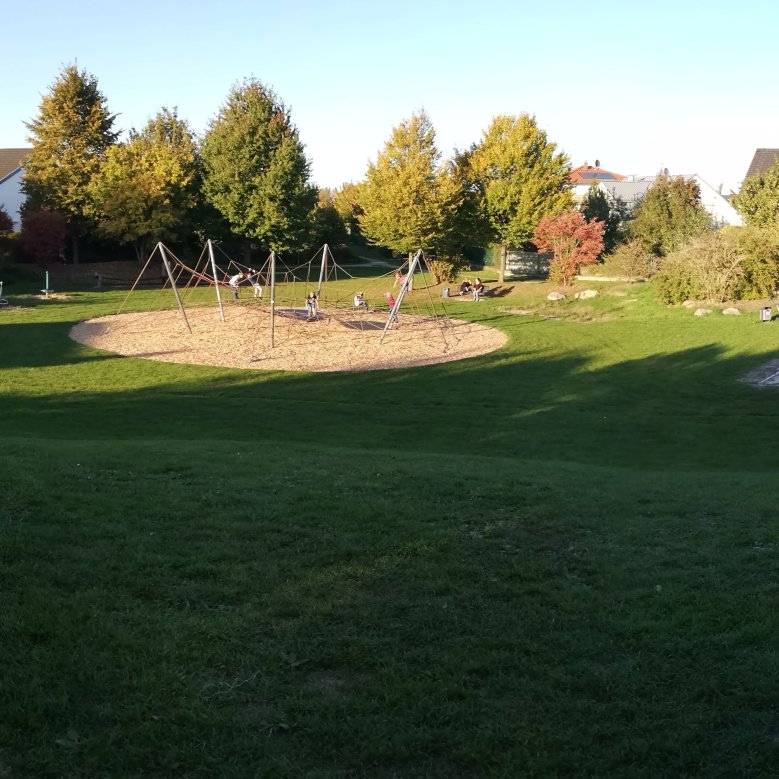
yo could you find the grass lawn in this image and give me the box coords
[2,275,779,777]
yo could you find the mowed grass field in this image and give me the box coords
[2,274,779,777]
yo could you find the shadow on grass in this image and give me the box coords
[3,333,779,471]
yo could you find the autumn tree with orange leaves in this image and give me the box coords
[534,210,605,286]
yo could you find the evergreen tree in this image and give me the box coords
[86,108,200,262]
[630,175,711,256]
[467,114,572,281]
[358,111,459,256]
[200,79,317,254]
[23,64,118,262]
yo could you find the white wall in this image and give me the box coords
[0,169,26,230]
[692,175,743,227]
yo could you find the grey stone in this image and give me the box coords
[722,307,741,316]
[694,308,713,316]
[547,291,566,301]
[574,289,599,300]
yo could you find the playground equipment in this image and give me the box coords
[109,241,463,367]
[40,270,52,298]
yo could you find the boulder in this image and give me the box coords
[722,307,741,316]
[681,300,697,308]
[574,289,599,300]
[694,308,713,317]
[547,291,566,301]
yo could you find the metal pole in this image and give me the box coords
[269,251,277,348]
[159,242,192,334]
[316,244,328,297]
[208,239,225,322]
[380,250,421,344]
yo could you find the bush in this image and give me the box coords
[729,224,779,299]
[653,232,746,303]
[427,254,468,284]
[604,239,654,280]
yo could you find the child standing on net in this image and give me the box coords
[305,291,318,321]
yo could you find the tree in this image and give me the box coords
[86,108,200,262]
[20,210,67,265]
[358,111,459,257]
[0,206,14,236]
[332,182,365,241]
[200,79,317,254]
[534,209,604,286]
[630,174,711,256]
[731,163,779,227]
[466,114,572,281]
[580,183,629,254]
[309,189,348,250]
[23,64,118,262]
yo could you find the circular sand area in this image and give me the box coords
[69,305,507,372]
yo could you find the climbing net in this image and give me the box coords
[103,241,476,368]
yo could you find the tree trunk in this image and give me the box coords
[71,234,80,264]
[498,244,506,283]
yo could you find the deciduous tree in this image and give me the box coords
[534,209,604,286]
[87,108,200,262]
[200,79,317,254]
[309,189,348,250]
[23,64,118,262]
[466,114,572,281]
[332,182,365,241]
[20,210,67,265]
[358,111,459,257]
[731,163,779,227]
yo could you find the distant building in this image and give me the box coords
[570,161,625,202]
[743,148,779,180]
[583,172,742,227]
[0,148,32,230]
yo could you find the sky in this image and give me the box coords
[3,0,778,194]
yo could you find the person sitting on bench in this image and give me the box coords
[458,278,473,296]
[472,278,485,301]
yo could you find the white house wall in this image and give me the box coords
[692,175,743,227]
[0,169,26,230]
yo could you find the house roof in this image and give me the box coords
[0,147,32,184]
[745,148,779,180]
[569,163,625,184]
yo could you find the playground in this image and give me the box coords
[70,306,506,371]
[66,242,506,372]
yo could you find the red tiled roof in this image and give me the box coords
[569,164,625,183]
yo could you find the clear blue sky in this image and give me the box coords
[3,0,777,194]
